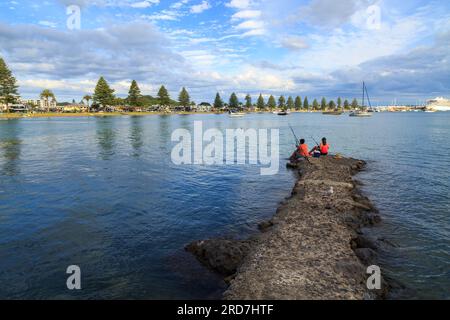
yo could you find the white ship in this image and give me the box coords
[426,97,450,112]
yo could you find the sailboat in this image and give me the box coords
[349,82,373,117]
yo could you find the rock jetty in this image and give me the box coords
[186,156,389,299]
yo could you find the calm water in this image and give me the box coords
[0,113,449,299]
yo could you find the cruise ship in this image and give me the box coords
[426,97,450,111]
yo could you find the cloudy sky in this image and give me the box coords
[0,0,449,104]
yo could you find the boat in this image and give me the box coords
[425,97,450,112]
[349,110,372,117]
[228,110,245,117]
[323,109,343,115]
[277,111,288,116]
[349,82,373,117]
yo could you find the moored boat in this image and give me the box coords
[228,110,245,117]
[349,111,372,117]
[350,82,373,117]
[323,109,343,115]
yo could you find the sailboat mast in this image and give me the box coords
[362,82,365,108]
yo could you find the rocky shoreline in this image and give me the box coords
[186,156,395,300]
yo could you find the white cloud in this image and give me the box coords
[231,10,261,20]
[226,0,250,9]
[235,20,263,30]
[130,0,160,8]
[280,36,308,51]
[297,0,363,28]
[190,1,210,14]
[142,9,182,21]
[226,1,265,37]
[38,20,57,28]
[171,0,189,9]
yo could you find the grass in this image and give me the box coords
[0,110,323,119]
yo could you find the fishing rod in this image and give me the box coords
[310,135,320,147]
[288,123,300,146]
[288,123,312,164]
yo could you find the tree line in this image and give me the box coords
[1,56,360,113]
[90,76,360,111]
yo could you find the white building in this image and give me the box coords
[38,98,57,110]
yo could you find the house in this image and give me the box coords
[61,104,88,113]
[195,102,212,112]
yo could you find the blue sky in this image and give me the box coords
[0,0,449,104]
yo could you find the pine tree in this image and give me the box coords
[278,95,286,110]
[328,100,336,109]
[157,85,171,106]
[337,97,342,109]
[245,94,252,109]
[93,76,115,106]
[128,80,142,107]
[287,96,294,110]
[312,99,319,110]
[0,57,19,113]
[178,87,190,109]
[213,92,223,110]
[303,97,309,110]
[321,97,327,110]
[351,98,359,109]
[257,94,265,110]
[344,99,350,110]
[294,96,302,110]
[267,95,276,109]
[229,92,239,109]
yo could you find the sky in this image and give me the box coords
[0,0,449,104]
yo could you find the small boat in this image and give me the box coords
[228,110,245,117]
[323,109,343,115]
[349,111,372,117]
[350,82,373,117]
[277,111,288,116]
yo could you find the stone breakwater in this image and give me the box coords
[186,156,394,300]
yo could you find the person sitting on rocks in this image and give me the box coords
[290,139,310,162]
[310,137,330,156]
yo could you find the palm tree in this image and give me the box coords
[83,95,92,112]
[40,89,55,113]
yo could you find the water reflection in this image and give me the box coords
[0,120,22,176]
[129,116,144,158]
[158,115,171,148]
[96,117,116,160]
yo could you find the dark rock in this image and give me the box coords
[362,213,382,225]
[258,220,274,232]
[354,248,378,265]
[185,239,254,276]
[351,235,379,250]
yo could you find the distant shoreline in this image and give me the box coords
[0,110,316,119]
